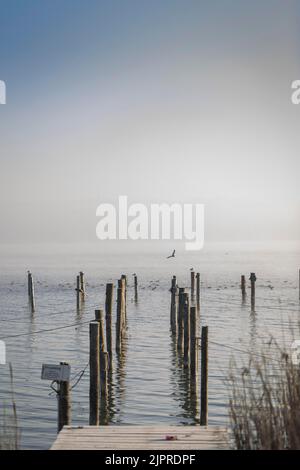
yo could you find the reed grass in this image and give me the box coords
[228,337,300,449]
[0,363,19,450]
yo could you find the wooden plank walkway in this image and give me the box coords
[51,425,229,450]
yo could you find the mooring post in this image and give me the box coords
[121,274,127,320]
[190,306,197,376]
[249,273,257,310]
[100,351,108,400]
[76,275,80,310]
[27,272,35,313]
[57,362,71,433]
[95,309,105,352]
[177,288,185,353]
[191,270,195,301]
[183,293,190,369]
[116,284,122,354]
[27,270,32,297]
[170,276,177,335]
[241,275,246,298]
[119,278,126,335]
[134,274,138,302]
[200,326,208,426]
[89,321,100,425]
[79,271,85,302]
[105,283,113,367]
[196,273,200,310]
[95,311,109,412]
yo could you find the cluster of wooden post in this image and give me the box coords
[240,273,257,310]
[76,271,85,309]
[89,280,116,425]
[170,275,208,426]
[243,270,300,305]
[170,272,200,336]
[27,271,35,313]
[89,276,128,425]
[42,266,300,434]
[43,274,130,432]
[90,313,108,425]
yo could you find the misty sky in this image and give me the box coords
[0,0,300,245]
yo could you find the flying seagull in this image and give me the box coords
[167,250,176,259]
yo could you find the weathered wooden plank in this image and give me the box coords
[52,444,229,450]
[52,426,228,432]
[55,429,223,438]
[52,439,229,448]
[62,425,226,431]
[51,425,229,450]
[52,433,227,439]
[52,443,229,450]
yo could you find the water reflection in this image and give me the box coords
[170,329,199,424]
[113,315,128,424]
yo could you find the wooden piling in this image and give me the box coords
[191,270,195,301]
[57,362,71,433]
[196,273,200,309]
[200,326,208,426]
[134,274,138,302]
[121,274,127,320]
[94,310,109,416]
[89,322,100,425]
[79,271,85,301]
[95,309,105,352]
[27,271,31,297]
[170,276,177,335]
[105,283,113,366]
[183,293,190,369]
[241,275,246,298]
[190,306,197,376]
[100,351,108,400]
[177,288,185,353]
[76,275,80,309]
[116,285,123,353]
[28,272,35,313]
[119,278,126,335]
[250,273,256,310]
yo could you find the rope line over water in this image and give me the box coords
[0,318,92,340]
[208,340,283,364]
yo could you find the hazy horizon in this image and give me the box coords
[0,1,299,246]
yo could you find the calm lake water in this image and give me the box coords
[0,242,299,449]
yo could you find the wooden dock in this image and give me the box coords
[51,425,229,450]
